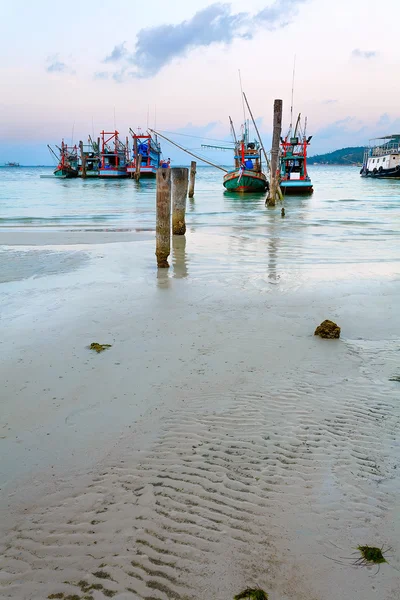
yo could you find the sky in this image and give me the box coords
[1,0,400,165]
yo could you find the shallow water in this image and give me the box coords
[1,166,399,273]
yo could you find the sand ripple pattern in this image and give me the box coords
[1,380,399,599]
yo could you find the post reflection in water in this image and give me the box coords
[172,235,189,279]
[156,265,171,288]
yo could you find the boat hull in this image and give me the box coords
[360,166,400,178]
[54,168,79,178]
[127,166,157,177]
[99,169,128,178]
[223,169,268,192]
[280,180,313,194]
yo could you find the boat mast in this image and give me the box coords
[242,92,271,171]
[289,55,296,135]
[149,129,228,172]
[229,116,238,145]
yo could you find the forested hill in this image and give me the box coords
[309,147,364,165]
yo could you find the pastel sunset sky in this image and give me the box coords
[1,0,399,164]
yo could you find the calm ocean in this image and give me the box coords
[0,165,399,272]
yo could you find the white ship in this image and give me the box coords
[360,135,400,178]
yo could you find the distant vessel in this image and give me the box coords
[99,130,128,177]
[47,141,79,178]
[279,114,313,194]
[127,129,161,177]
[5,162,20,167]
[360,135,400,178]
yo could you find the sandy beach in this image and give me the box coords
[0,229,399,600]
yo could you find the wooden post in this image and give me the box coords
[132,136,138,179]
[79,141,86,178]
[172,168,188,235]
[188,161,196,198]
[135,153,142,181]
[267,99,283,207]
[156,168,171,268]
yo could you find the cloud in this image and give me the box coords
[94,71,109,80]
[352,48,378,59]
[103,42,128,63]
[101,0,308,80]
[46,54,74,74]
[47,60,67,73]
[257,0,307,28]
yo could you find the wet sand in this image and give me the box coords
[1,233,399,600]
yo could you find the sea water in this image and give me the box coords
[1,165,399,275]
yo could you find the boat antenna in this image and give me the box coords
[290,55,296,132]
[304,116,307,139]
[229,116,238,145]
[238,69,246,125]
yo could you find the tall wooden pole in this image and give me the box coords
[156,168,171,268]
[188,161,196,198]
[267,99,283,207]
[172,167,188,235]
[132,136,138,179]
[135,153,142,181]
[79,141,86,178]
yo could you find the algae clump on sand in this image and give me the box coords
[358,545,387,565]
[314,320,341,339]
[89,343,112,353]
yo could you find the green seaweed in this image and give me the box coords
[48,595,64,599]
[358,546,387,564]
[389,375,400,382]
[102,590,117,598]
[90,343,112,353]
[92,570,113,580]
[234,588,269,600]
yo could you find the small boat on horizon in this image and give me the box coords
[99,130,128,177]
[127,129,161,177]
[279,114,313,194]
[360,135,400,178]
[5,161,20,167]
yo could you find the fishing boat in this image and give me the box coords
[79,137,101,177]
[5,161,20,167]
[202,119,268,193]
[360,135,400,178]
[279,114,313,194]
[99,130,128,177]
[223,130,268,192]
[47,141,79,178]
[127,129,161,177]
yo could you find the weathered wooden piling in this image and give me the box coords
[267,99,283,206]
[188,161,196,198]
[135,153,142,181]
[156,168,172,268]
[79,141,86,178]
[172,167,189,235]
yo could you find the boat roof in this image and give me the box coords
[370,134,400,141]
